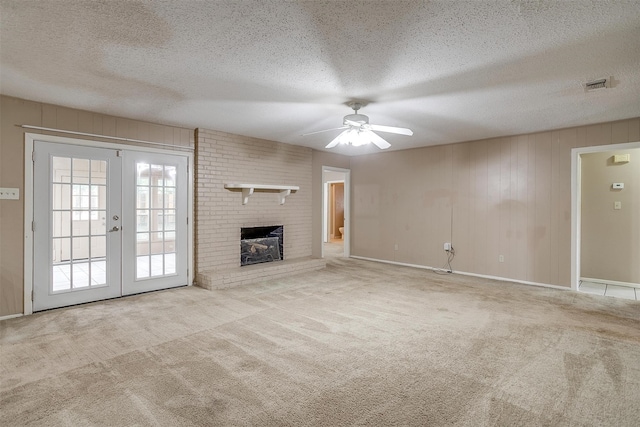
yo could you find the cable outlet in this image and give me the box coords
[444,242,451,251]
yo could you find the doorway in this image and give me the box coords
[26,135,192,312]
[328,182,345,241]
[572,141,640,300]
[322,167,350,258]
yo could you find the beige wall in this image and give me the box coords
[0,95,193,317]
[311,151,350,258]
[581,148,640,283]
[350,118,640,287]
[194,128,314,287]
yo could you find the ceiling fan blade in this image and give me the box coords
[325,130,347,148]
[302,126,348,136]
[370,124,413,136]
[368,131,391,149]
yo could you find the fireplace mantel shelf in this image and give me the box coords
[224,183,299,205]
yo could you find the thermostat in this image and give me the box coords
[612,183,624,189]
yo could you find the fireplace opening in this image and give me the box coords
[241,225,284,266]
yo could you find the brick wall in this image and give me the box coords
[195,128,322,288]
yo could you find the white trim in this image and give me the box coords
[24,136,34,315]
[350,256,571,291]
[581,277,640,289]
[223,183,299,205]
[23,132,194,315]
[187,155,194,287]
[20,125,194,151]
[570,148,581,291]
[322,166,351,258]
[571,141,640,293]
[323,182,329,243]
[0,313,23,321]
[25,132,193,156]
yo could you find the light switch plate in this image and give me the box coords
[0,187,20,200]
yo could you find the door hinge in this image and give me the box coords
[32,151,35,162]
[186,217,188,225]
[31,290,34,301]
[116,150,122,157]
[32,221,35,231]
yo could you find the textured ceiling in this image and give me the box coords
[1,1,639,155]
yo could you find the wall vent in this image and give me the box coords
[585,78,609,91]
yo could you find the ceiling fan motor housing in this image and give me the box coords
[344,114,369,125]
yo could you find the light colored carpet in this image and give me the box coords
[1,256,639,426]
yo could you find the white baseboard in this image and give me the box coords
[581,277,640,289]
[0,313,23,321]
[350,256,570,291]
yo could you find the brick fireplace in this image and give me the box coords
[194,128,325,289]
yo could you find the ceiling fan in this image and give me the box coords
[304,102,413,149]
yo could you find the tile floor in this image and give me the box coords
[579,280,639,301]
[52,254,176,292]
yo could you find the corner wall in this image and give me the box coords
[350,118,640,288]
[195,128,323,289]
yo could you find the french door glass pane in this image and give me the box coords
[72,263,90,288]
[52,264,71,291]
[135,161,179,279]
[52,184,71,210]
[91,260,107,286]
[137,256,150,278]
[52,211,71,238]
[50,156,108,293]
[165,253,176,274]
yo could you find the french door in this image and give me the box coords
[32,141,188,311]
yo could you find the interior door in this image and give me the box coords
[121,151,188,295]
[33,142,122,311]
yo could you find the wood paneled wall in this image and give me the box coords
[0,96,193,317]
[350,118,640,287]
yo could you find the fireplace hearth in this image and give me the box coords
[241,225,284,266]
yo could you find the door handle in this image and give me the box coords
[109,226,120,232]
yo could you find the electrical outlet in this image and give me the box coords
[614,201,622,210]
[0,188,20,200]
[444,242,451,251]
[499,255,504,262]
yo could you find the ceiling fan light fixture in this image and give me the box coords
[312,102,412,150]
[338,129,368,146]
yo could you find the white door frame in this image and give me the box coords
[24,133,194,315]
[322,166,351,258]
[571,140,640,291]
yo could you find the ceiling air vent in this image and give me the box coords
[585,78,609,91]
